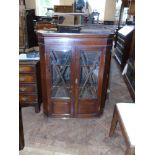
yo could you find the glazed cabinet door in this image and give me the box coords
[75,47,106,117]
[46,46,75,117]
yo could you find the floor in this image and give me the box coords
[19,57,133,155]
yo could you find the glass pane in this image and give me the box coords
[79,50,101,99]
[50,50,71,98]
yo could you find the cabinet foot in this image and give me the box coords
[35,105,40,113]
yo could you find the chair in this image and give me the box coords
[109,103,135,155]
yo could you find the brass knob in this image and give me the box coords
[20,87,26,91]
[75,78,78,85]
[19,77,25,82]
[19,67,24,72]
[21,97,28,101]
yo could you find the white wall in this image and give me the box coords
[25,0,36,9]
[88,0,106,21]
[25,0,116,21]
[59,0,75,25]
[35,0,60,16]
[59,0,74,5]
[104,0,116,21]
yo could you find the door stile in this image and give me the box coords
[40,45,52,114]
[101,46,112,108]
[45,46,53,114]
[74,47,80,116]
[70,47,76,117]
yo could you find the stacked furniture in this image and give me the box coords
[114,25,134,70]
[19,0,26,49]
[19,52,42,113]
[54,5,74,25]
[25,9,38,48]
[54,5,74,13]
[123,30,135,100]
[128,0,135,16]
[19,8,38,50]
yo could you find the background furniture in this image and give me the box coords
[109,103,135,155]
[128,0,135,16]
[114,0,135,48]
[54,5,74,13]
[19,1,26,49]
[123,30,135,101]
[19,105,24,150]
[37,31,113,118]
[114,25,134,70]
[19,52,42,113]
[54,5,74,25]
[34,22,56,30]
[25,9,38,48]
[19,8,38,50]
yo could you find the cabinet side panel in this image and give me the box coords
[39,44,49,113]
[101,45,112,112]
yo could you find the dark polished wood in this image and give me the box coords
[128,0,135,16]
[19,106,24,150]
[37,30,113,118]
[114,0,133,48]
[35,22,56,30]
[19,59,42,113]
[25,9,38,48]
[123,30,135,101]
[114,25,134,70]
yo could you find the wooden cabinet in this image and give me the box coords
[19,8,37,49]
[35,22,56,30]
[54,5,74,13]
[25,9,38,48]
[19,55,42,113]
[123,30,135,100]
[53,5,74,25]
[128,0,135,15]
[37,32,113,118]
[19,2,26,49]
[114,25,134,70]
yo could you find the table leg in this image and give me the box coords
[125,146,135,155]
[19,106,24,150]
[109,105,118,136]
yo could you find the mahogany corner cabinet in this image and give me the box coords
[37,31,113,118]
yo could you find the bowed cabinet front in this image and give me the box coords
[38,32,113,118]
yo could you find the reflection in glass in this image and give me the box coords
[50,50,71,98]
[79,51,101,99]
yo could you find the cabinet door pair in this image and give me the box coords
[44,46,108,117]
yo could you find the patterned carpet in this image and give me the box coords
[20,57,133,155]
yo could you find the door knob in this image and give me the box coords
[20,87,26,91]
[75,78,78,85]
